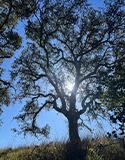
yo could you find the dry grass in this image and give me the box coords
[0,137,125,160]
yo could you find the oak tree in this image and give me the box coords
[11,0,125,155]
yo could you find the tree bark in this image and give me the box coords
[66,115,84,159]
[68,116,81,147]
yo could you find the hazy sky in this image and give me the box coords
[0,0,113,149]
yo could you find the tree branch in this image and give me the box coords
[32,100,53,129]
[53,97,68,117]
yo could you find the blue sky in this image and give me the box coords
[0,0,114,149]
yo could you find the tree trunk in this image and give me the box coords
[68,117,81,147]
[66,115,84,159]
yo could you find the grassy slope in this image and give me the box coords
[0,137,125,160]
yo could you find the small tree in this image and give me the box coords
[11,0,124,153]
[100,43,125,138]
[102,64,125,138]
[0,0,38,125]
[100,0,125,138]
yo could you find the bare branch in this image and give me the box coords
[32,100,53,129]
[53,97,68,117]
[79,117,93,133]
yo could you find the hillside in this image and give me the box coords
[0,137,125,160]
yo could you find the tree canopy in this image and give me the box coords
[0,0,41,125]
[0,0,22,125]
[100,0,125,137]
[100,47,125,137]
[10,0,125,155]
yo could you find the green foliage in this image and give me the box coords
[0,0,22,60]
[100,65,125,137]
[98,0,125,137]
[14,0,39,19]
[0,0,22,125]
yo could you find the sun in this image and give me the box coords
[67,83,74,91]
